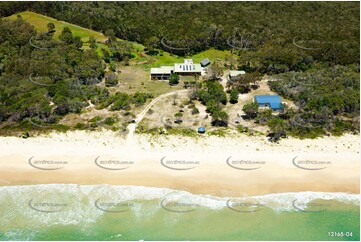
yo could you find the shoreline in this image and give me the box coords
[0,130,359,197]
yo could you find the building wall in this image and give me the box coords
[257,103,282,112]
[258,103,269,108]
[174,72,201,76]
[151,74,170,80]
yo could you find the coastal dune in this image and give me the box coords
[0,130,359,197]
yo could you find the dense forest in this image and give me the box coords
[0,1,358,73]
[244,65,359,140]
[0,2,359,139]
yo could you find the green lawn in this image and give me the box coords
[142,48,232,68]
[192,48,232,63]
[112,65,183,96]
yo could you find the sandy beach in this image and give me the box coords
[0,130,359,197]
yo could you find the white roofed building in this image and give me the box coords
[174,62,202,75]
[228,70,246,81]
[150,66,174,80]
[150,59,203,80]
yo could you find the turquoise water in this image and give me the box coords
[0,185,359,241]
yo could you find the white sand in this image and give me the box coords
[0,130,359,196]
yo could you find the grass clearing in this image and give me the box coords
[110,65,183,96]
[192,48,232,63]
[5,11,107,42]
[142,48,232,68]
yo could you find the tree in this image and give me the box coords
[105,71,118,86]
[104,29,116,43]
[59,27,73,44]
[229,89,239,104]
[267,117,286,142]
[144,36,159,54]
[169,73,180,85]
[198,80,227,105]
[207,63,223,80]
[205,99,218,114]
[228,72,261,94]
[191,107,199,115]
[242,102,258,119]
[174,112,183,123]
[132,92,153,106]
[47,22,55,34]
[101,48,111,63]
[89,36,97,50]
[211,110,228,126]
[73,36,83,49]
[256,109,272,125]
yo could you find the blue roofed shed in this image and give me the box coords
[254,95,283,111]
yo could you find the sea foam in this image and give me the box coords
[0,184,359,227]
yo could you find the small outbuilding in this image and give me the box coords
[254,95,283,111]
[228,70,246,81]
[197,127,206,134]
[200,58,211,67]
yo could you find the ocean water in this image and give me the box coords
[0,184,359,241]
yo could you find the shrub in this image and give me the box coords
[191,107,199,115]
[104,117,116,125]
[169,74,180,85]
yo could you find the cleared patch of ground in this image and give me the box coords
[138,90,214,132]
[140,48,232,69]
[224,77,298,133]
[109,65,183,96]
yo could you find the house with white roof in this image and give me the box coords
[150,59,203,80]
